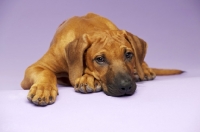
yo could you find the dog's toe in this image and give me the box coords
[86,85,93,93]
[94,80,102,92]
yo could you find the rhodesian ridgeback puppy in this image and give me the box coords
[21,13,183,106]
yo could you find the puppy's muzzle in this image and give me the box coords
[105,73,136,96]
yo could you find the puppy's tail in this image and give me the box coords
[151,68,185,76]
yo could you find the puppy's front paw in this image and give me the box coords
[27,83,58,106]
[74,74,102,93]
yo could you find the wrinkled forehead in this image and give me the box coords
[88,31,133,57]
[94,30,131,47]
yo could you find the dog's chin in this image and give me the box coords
[103,87,136,97]
[104,91,134,97]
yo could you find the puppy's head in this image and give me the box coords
[66,30,147,96]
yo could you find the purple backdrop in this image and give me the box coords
[0,0,200,132]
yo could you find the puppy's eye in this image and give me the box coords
[95,56,105,64]
[125,52,133,59]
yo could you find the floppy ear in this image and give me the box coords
[123,30,147,80]
[65,34,91,86]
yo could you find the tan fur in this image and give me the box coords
[151,68,184,75]
[21,13,183,106]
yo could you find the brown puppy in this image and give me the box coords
[21,13,183,106]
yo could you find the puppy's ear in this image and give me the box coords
[123,30,147,80]
[65,34,92,86]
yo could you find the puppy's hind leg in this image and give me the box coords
[133,61,156,82]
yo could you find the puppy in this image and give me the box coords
[21,13,183,105]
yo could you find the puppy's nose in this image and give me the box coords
[120,79,132,92]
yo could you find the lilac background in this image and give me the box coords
[0,0,200,89]
[0,0,200,132]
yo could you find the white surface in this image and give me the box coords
[1,76,200,132]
